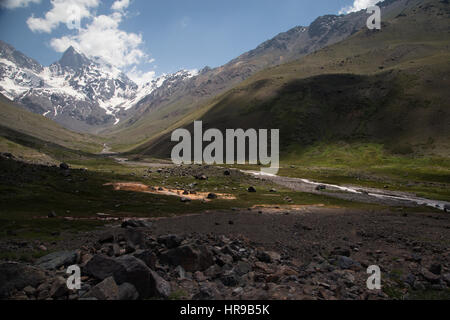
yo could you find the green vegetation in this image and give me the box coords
[125,0,449,202]
[0,95,103,163]
[280,143,450,201]
[0,155,386,244]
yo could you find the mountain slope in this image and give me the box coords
[105,1,411,150]
[0,42,196,132]
[106,0,418,151]
[137,0,450,159]
[0,93,103,161]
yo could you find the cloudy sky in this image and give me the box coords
[0,0,380,83]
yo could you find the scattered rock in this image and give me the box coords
[193,282,220,300]
[124,228,146,248]
[157,234,184,249]
[113,255,171,299]
[23,286,36,296]
[429,263,442,275]
[404,274,416,287]
[331,247,351,257]
[234,261,252,276]
[220,272,240,287]
[442,274,450,286]
[0,262,46,298]
[420,268,440,284]
[84,277,119,300]
[247,186,257,193]
[133,250,157,269]
[256,250,274,263]
[50,276,69,299]
[160,245,214,272]
[48,211,57,218]
[121,220,152,228]
[118,282,139,300]
[35,250,78,270]
[59,163,69,170]
[336,256,361,270]
[84,255,125,281]
[207,193,218,199]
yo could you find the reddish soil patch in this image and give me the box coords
[104,182,236,201]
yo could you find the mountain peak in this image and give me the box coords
[58,46,91,70]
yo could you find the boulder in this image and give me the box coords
[85,277,119,300]
[337,256,362,270]
[50,276,69,299]
[234,261,252,276]
[48,211,57,218]
[83,255,125,280]
[193,282,220,300]
[35,250,78,270]
[247,186,256,193]
[429,263,442,275]
[331,247,351,257]
[220,271,240,287]
[0,262,47,298]
[442,273,450,286]
[59,163,69,170]
[124,228,146,248]
[256,250,273,263]
[207,193,218,199]
[133,250,157,269]
[160,244,214,272]
[113,255,171,299]
[420,268,440,284]
[121,219,152,228]
[157,234,184,249]
[118,282,139,300]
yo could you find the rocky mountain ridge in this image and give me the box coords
[0,41,196,132]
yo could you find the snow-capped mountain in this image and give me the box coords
[0,40,196,132]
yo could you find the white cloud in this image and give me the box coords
[127,66,156,86]
[27,0,99,33]
[111,0,130,11]
[0,0,40,9]
[339,0,380,15]
[50,12,146,68]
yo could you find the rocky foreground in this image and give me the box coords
[1,215,450,300]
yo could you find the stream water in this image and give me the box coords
[243,170,450,212]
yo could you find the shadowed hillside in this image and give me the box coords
[0,94,103,162]
[104,0,415,151]
[137,0,450,159]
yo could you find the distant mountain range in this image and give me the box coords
[138,0,450,158]
[0,0,440,152]
[0,41,196,132]
[0,1,388,135]
[103,0,414,150]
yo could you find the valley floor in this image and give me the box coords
[0,153,449,300]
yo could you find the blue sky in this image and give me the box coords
[0,0,375,83]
